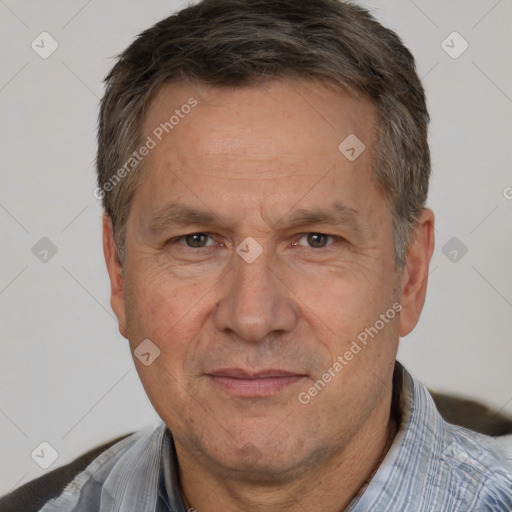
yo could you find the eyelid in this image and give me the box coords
[169,232,218,248]
[292,233,341,248]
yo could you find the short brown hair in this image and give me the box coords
[97,0,430,268]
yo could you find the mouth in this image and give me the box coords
[206,368,308,397]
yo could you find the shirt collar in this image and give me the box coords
[160,428,187,512]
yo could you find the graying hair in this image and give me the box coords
[97,0,430,268]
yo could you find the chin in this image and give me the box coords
[196,423,319,482]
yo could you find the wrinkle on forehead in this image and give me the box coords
[142,79,376,173]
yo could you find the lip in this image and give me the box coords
[206,368,307,397]
[208,368,303,379]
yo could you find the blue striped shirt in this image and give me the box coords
[39,364,512,511]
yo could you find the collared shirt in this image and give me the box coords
[38,364,512,511]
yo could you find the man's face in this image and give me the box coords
[112,80,403,479]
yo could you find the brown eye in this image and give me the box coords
[292,232,340,249]
[306,233,330,248]
[183,233,210,248]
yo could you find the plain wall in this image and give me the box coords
[1,0,511,495]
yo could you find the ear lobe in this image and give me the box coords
[102,215,129,339]
[398,208,435,337]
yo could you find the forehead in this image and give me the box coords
[142,80,376,167]
[133,80,383,227]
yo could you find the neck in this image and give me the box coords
[177,392,398,512]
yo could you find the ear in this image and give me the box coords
[102,215,128,339]
[399,208,435,337]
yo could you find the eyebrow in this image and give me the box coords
[148,201,364,234]
[277,203,362,232]
[148,204,220,232]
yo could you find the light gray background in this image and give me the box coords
[1,0,511,495]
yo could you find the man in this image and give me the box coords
[1,0,511,510]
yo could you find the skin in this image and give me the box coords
[103,80,435,511]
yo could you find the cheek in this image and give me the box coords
[127,261,200,326]
[124,273,206,419]
[124,265,216,368]
[122,276,174,360]
[293,267,383,329]
[293,262,399,371]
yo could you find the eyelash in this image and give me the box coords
[168,232,341,250]
[169,233,218,249]
[292,233,340,249]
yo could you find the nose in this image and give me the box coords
[213,247,299,342]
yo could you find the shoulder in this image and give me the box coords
[429,390,512,488]
[387,367,512,510]
[439,422,512,508]
[0,434,133,512]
